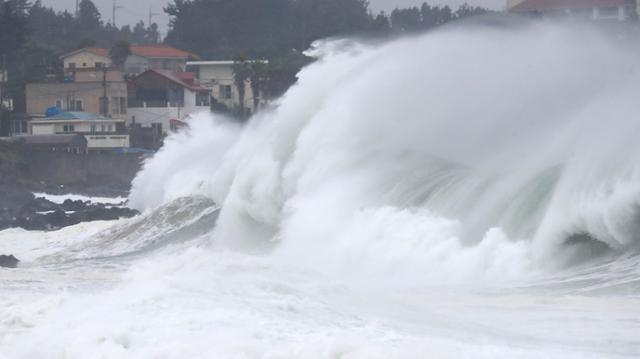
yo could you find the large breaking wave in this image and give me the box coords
[130,20,640,284]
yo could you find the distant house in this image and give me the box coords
[127,69,210,136]
[186,61,266,114]
[60,45,198,76]
[29,111,129,151]
[26,80,128,118]
[508,0,637,21]
[60,47,111,72]
[125,45,198,75]
[30,48,127,119]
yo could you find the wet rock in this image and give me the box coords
[61,199,88,212]
[0,199,139,232]
[0,254,19,268]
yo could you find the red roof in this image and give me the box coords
[511,0,630,11]
[130,45,194,59]
[140,69,208,91]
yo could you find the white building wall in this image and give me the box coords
[64,52,111,69]
[190,63,257,110]
[128,102,209,135]
[85,135,130,149]
[31,121,122,135]
[31,124,55,135]
[125,55,150,75]
[128,107,178,135]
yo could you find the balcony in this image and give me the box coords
[128,99,185,108]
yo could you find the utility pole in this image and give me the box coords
[101,66,109,116]
[0,55,6,136]
[75,0,79,17]
[112,0,123,27]
[148,8,160,27]
[0,55,5,107]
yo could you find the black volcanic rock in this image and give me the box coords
[0,255,19,268]
[61,199,88,212]
[0,195,139,232]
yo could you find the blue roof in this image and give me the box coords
[46,112,108,121]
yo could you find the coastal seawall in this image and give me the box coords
[24,152,144,188]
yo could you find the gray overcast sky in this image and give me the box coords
[42,0,506,36]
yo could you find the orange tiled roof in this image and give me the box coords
[130,45,194,59]
[511,0,631,11]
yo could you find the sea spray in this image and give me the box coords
[131,20,640,275]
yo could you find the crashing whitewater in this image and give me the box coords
[1,20,640,358]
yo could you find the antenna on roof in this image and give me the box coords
[148,7,160,27]
[112,0,123,27]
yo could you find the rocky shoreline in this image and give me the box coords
[0,193,139,232]
[0,140,143,233]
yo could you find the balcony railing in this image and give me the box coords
[128,99,185,108]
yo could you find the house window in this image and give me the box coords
[69,99,83,111]
[63,125,75,133]
[82,62,87,67]
[112,97,120,114]
[108,124,113,132]
[68,63,76,70]
[101,125,105,132]
[196,91,210,106]
[91,124,96,133]
[55,100,63,108]
[219,85,232,100]
[120,97,126,114]
[95,62,104,69]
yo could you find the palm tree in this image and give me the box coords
[249,60,268,112]
[232,58,252,119]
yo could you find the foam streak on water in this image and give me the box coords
[2,19,640,358]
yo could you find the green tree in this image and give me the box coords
[0,0,29,57]
[109,40,131,69]
[391,7,421,32]
[146,23,160,44]
[77,0,101,33]
[0,0,29,114]
[370,12,390,34]
[131,21,147,43]
[455,3,488,19]
[76,38,96,49]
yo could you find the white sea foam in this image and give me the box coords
[33,192,127,205]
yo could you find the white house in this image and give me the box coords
[60,48,111,71]
[127,69,210,135]
[125,45,197,75]
[509,0,637,21]
[186,61,267,114]
[29,111,129,151]
[60,45,197,76]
